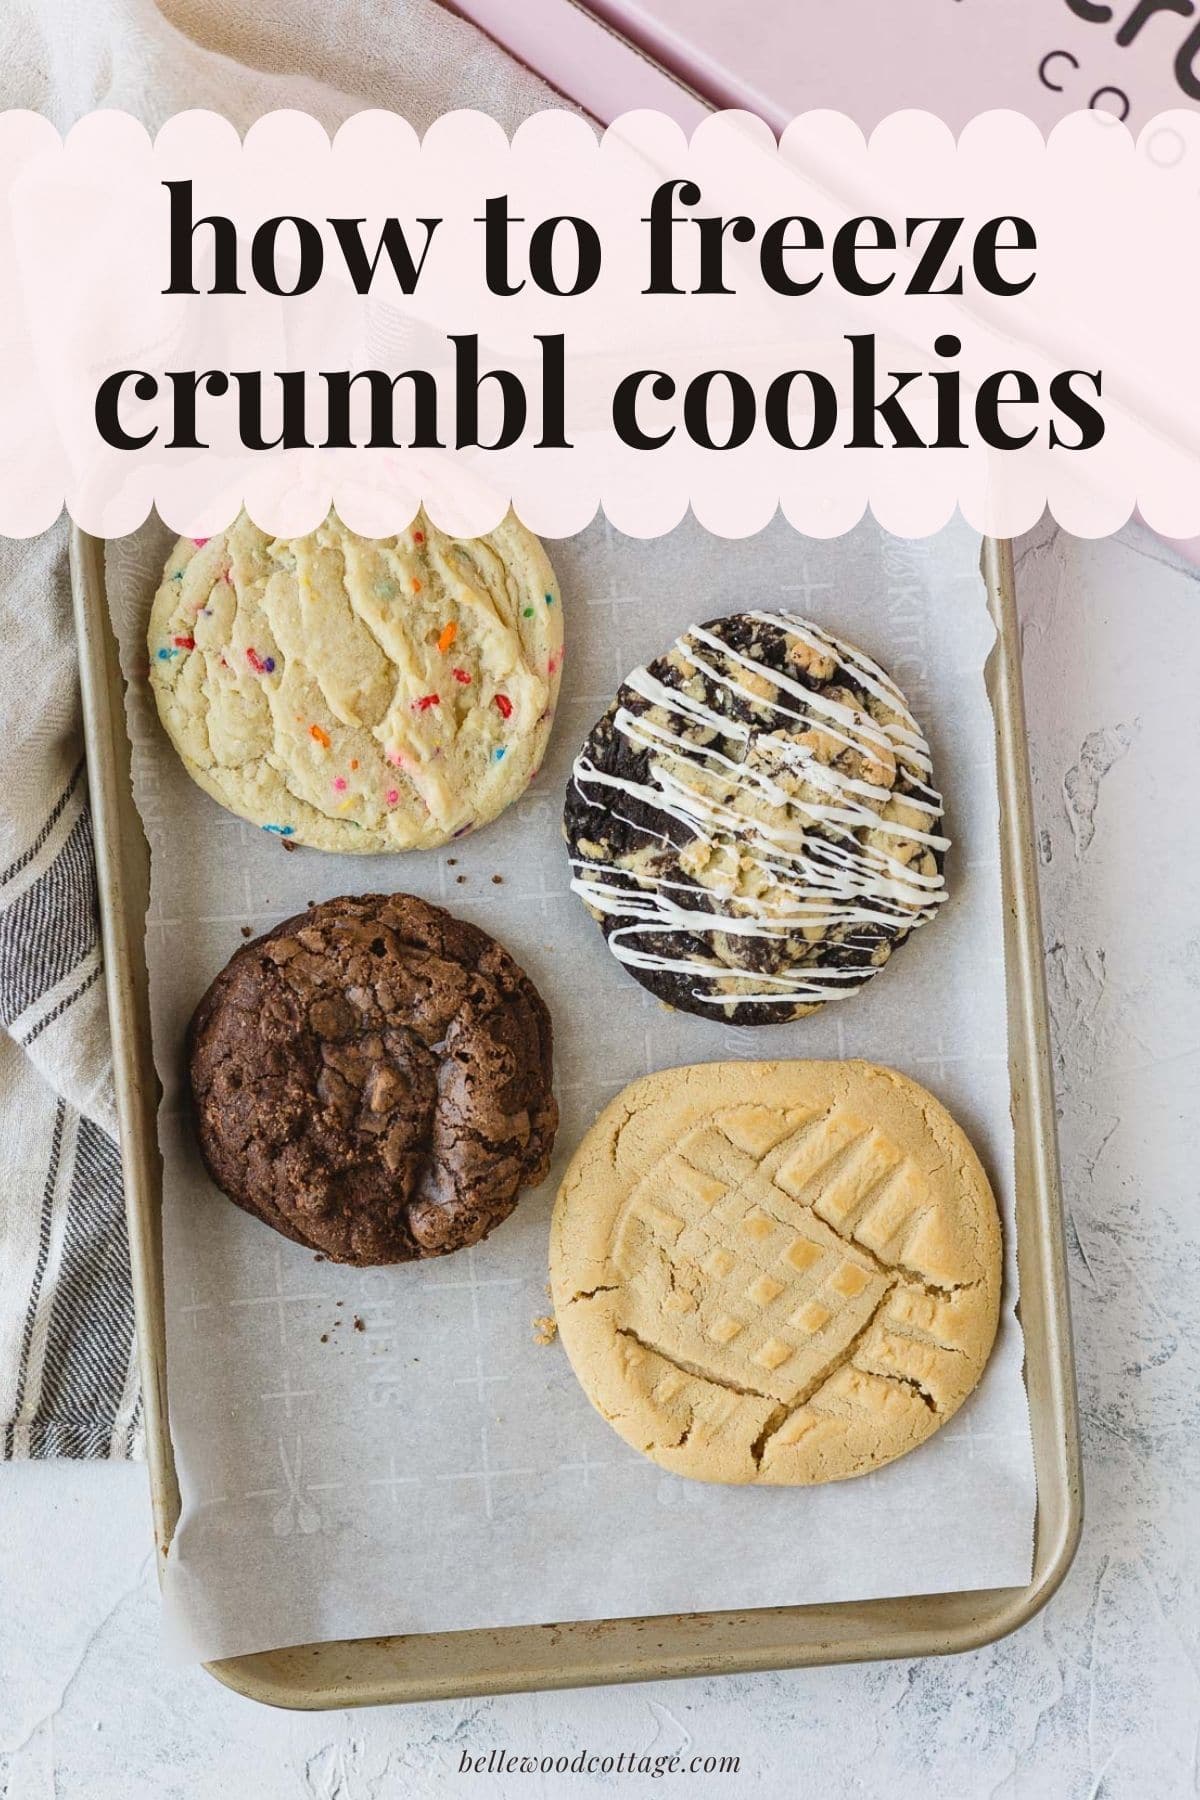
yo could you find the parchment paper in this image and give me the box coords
[106,513,1036,1662]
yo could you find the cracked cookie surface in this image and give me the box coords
[564,612,946,1023]
[550,1060,1000,1485]
[150,509,562,852]
[189,893,558,1266]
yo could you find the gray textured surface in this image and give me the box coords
[2,519,1198,1798]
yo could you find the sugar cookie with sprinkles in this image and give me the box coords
[148,510,563,851]
[564,612,947,1024]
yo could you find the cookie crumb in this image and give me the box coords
[240,925,252,939]
[491,874,503,885]
[532,1314,558,1346]
[281,838,297,852]
[447,857,457,866]
[456,874,467,884]
[319,1333,329,1344]
[353,1315,365,1332]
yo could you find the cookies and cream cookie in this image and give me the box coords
[550,1060,1001,1485]
[188,894,558,1266]
[149,511,562,852]
[564,612,946,1023]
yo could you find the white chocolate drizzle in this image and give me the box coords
[568,612,948,1009]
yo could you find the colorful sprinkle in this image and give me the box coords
[437,621,458,653]
[192,537,209,548]
[493,693,513,720]
[411,577,423,594]
[544,592,555,605]
[385,787,399,806]
[332,776,348,792]
[548,649,563,676]
[350,758,359,771]
[412,693,440,711]
[172,635,195,650]
[262,823,295,837]
[171,570,183,582]
[309,724,331,749]
[155,647,178,661]
[412,528,425,544]
[522,606,534,616]
[246,647,275,675]
[451,667,472,685]
[493,747,507,762]
[386,749,405,767]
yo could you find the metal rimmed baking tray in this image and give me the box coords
[70,526,1081,1709]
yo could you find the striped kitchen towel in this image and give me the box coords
[0,526,141,1458]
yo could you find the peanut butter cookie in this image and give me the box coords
[550,1060,1000,1484]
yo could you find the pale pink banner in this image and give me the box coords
[1,106,1198,540]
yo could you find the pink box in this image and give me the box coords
[443,0,706,127]
[448,0,1200,562]
[449,0,1200,132]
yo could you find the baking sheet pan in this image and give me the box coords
[71,525,1081,1705]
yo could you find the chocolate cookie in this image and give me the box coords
[188,894,558,1265]
[565,612,947,1025]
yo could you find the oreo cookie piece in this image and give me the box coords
[564,612,947,1025]
[188,893,558,1265]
